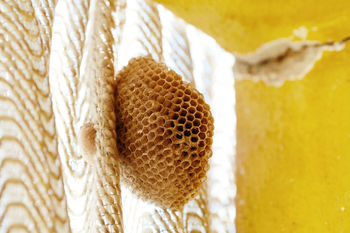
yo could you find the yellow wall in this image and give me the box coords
[235,45,350,232]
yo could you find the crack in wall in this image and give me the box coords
[234,37,350,86]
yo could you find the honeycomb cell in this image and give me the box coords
[115,56,214,209]
[193,119,200,126]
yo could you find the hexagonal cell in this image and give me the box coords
[177,125,184,132]
[174,98,182,105]
[162,138,172,147]
[200,125,207,132]
[199,151,206,157]
[155,135,163,143]
[165,93,174,100]
[182,151,189,157]
[166,76,173,82]
[188,107,196,114]
[192,160,201,168]
[164,83,171,89]
[191,136,199,143]
[141,118,149,126]
[172,113,179,120]
[154,86,162,93]
[156,117,165,125]
[195,112,202,119]
[183,95,190,102]
[176,90,184,97]
[150,123,157,130]
[196,105,203,112]
[182,102,190,109]
[170,87,177,93]
[194,167,202,173]
[185,122,192,129]
[184,130,191,137]
[191,92,199,99]
[187,114,194,121]
[165,129,173,136]
[193,119,200,126]
[164,100,172,108]
[192,128,199,134]
[157,79,165,86]
[180,110,187,117]
[173,105,181,112]
[172,80,180,87]
[156,127,164,135]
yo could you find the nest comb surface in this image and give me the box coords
[115,56,214,209]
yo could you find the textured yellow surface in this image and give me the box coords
[154,0,350,53]
[235,44,350,232]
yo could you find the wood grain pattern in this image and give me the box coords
[49,0,94,232]
[51,0,125,232]
[0,0,70,232]
[83,0,124,232]
[0,0,236,231]
[160,9,194,85]
[118,0,163,67]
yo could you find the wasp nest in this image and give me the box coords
[115,56,214,209]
